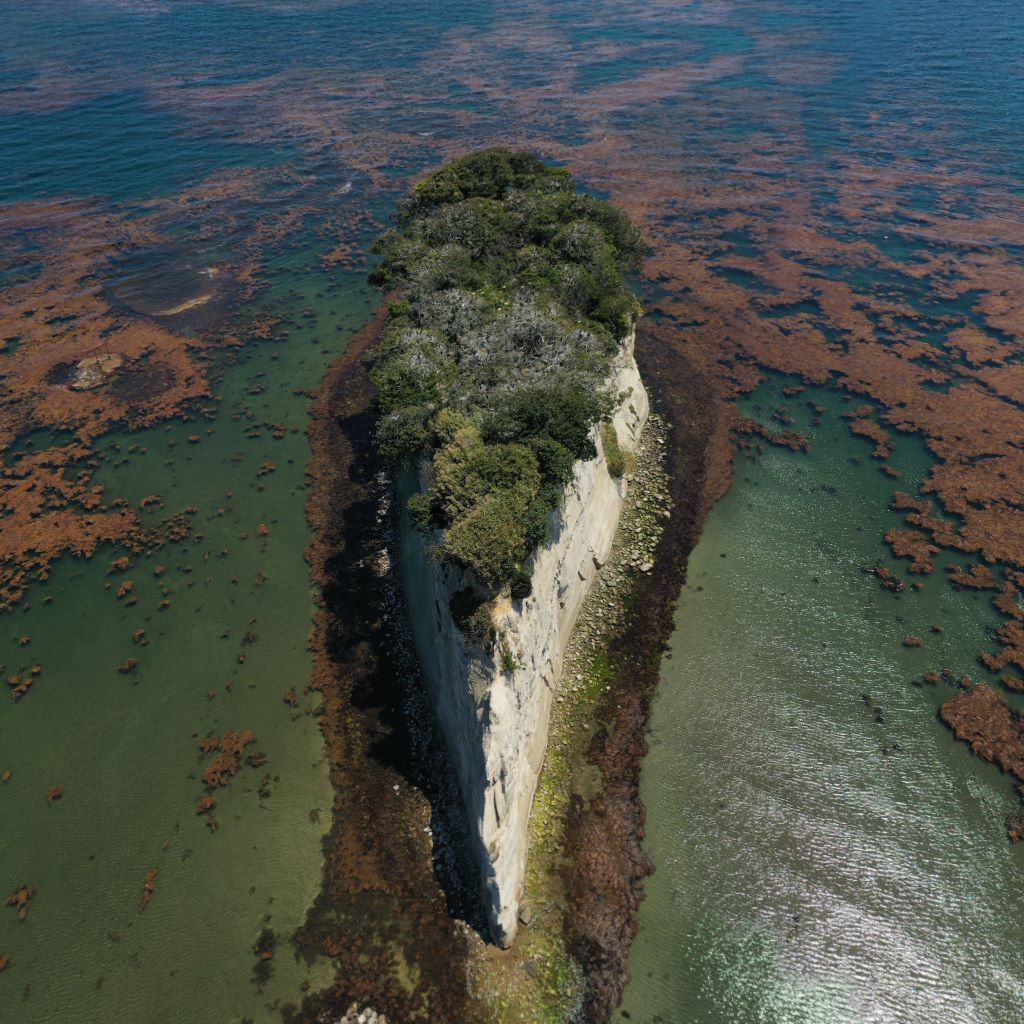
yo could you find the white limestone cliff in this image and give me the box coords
[399,326,648,947]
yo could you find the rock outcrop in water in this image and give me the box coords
[401,329,648,945]
[366,149,648,944]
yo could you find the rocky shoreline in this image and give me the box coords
[296,305,480,1023]
[560,319,731,1022]
[457,403,672,1020]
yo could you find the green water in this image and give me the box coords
[0,268,378,1024]
[618,381,1024,1023]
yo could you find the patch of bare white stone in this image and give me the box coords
[326,1005,386,1024]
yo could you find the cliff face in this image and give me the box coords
[399,328,649,947]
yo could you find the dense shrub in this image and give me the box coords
[600,421,633,479]
[450,588,497,647]
[376,407,430,461]
[369,148,642,602]
[407,492,434,529]
[400,150,568,219]
[508,566,534,601]
[446,490,531,590]
[481,381,609,460]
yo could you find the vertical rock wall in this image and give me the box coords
[399,328,649,946]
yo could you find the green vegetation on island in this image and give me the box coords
[369,148,643,602]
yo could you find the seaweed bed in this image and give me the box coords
[561,317,732,1022]
[940,683,1024,840]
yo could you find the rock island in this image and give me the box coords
[369,150,648,946]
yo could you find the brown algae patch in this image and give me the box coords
[0,166,325,611]
[6,884,37,923]
[941,683,1024,840]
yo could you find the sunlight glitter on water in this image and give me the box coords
[618,381,1024,1024]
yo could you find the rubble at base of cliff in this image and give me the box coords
[320,1004,387,1024]
[560,413,672,681]
[473,412,672,1016]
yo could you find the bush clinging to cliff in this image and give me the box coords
[600,422,633,480]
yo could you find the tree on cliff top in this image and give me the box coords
[368,148,644,606]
